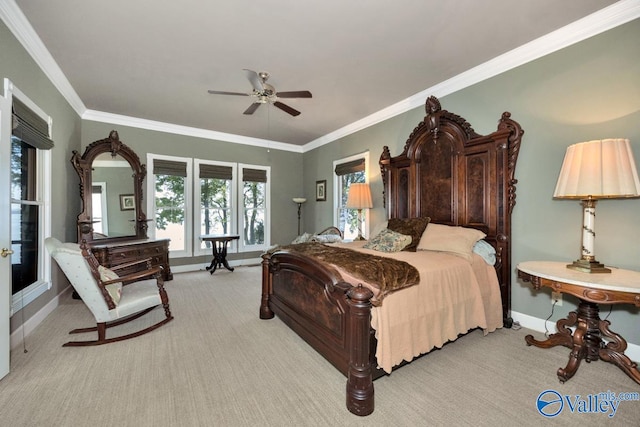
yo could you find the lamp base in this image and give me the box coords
[353,235,367,241]
[566,258,611,274]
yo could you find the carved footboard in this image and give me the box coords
[260,249,376,416]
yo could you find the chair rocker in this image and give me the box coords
[45,237,173,346]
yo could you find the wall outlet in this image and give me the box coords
[551,291,563,306]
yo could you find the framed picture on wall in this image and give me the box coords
[316,180,327,201]
[119,194,135,211]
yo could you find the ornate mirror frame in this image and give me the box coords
[71,130,148,244]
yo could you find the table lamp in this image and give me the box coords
[553,138,640,273]
[346,183,373,241]
[293,198,306,235]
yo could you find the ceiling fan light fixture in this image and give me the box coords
[208,69,311,116]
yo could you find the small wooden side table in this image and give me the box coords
[517,261,640,385]
[200,234,240,274]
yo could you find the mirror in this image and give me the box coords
[71,130,148,244]
[91,153,136,238]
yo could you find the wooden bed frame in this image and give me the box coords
[260,96,524,416]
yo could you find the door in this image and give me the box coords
[0,84,12,379]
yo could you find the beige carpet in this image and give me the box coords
[1,266,639,426]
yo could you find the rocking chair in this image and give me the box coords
[45,237,173,346]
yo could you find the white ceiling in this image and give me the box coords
[6,0,631,149]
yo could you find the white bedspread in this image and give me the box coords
[332,241,503,373]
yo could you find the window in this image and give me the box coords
[149,155,192,257]
[195,160,236,254]
[333,152,369,240]
[9,90,52,312]
[148,155,269,257]
[239,165,269,252]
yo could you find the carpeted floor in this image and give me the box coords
[1,266,639,426]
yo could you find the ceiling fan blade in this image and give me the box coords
[276,91,312,98]
[243,102,262,115]
[243,69,264,92]
[273,101,301,117]
[207,90,249,96]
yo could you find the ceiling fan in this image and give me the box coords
[207,69,312,117]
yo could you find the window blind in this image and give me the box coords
[153,159,187,177]
[334,158,364,176]
[242,168,267,183]
[200,164,233,180]
[12,98,54,150]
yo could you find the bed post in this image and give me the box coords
[260,254,274,319]
[345,284,375,416]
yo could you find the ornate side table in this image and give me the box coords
[517,261,640,384]
[201,234,240,274]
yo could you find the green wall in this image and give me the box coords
[81,121,304,267]
[0,20,82,330]
[3,11,640,349]
[304,19,640,344]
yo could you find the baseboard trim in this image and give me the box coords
[511,310,640,363]
[11,286,73,350]
[170,258,262,274]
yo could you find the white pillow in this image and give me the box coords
[98,265,122,305]
[417,223,486,261]
[473,239,496,265]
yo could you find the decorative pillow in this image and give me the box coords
[363,228,412,253]
[98,265,122,305]
[292,232,312,244]
[310,234,342,243]
[386,217,430,252]
[370,221,388,240]
[417,223,486,261]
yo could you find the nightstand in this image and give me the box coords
[517,261,640,385]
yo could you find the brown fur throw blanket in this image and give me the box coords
[271,242,420,305]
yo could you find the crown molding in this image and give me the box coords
[302,0,640,152]
[0,0,86,115]
[82,109,303,153]
[3,0,638,153]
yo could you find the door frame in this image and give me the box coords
[0,80,12,379]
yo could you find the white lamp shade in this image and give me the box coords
[554,138,640,199]
[346,183,373,209]
[292,197,307,204]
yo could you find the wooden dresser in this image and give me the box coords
[90,239,173,282]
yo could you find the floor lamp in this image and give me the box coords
[554,138,640,273]
[346,183,373,241]
[293,198,306,235]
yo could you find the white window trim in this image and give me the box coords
[238,163,270,253]
[6,82,52,314]
[194,159,237,256]
[146,155,270,256]
[332,151,370,238]
[146,153,193,258]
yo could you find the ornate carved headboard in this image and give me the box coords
[379,96,524,325]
